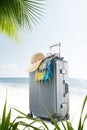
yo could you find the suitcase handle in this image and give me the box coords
[49,42,61,57]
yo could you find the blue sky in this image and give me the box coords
[0,0,87,79]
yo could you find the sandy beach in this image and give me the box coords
[0,83,87,130]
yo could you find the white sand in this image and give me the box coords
[0,85,87,130]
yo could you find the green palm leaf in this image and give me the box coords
[4,109,11,130]
[0,99,7,130]
[78,95,87,130]
[0,0,45,39]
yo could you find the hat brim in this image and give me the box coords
[25,59,43,72]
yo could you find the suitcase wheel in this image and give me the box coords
[65,113,69,120]
[28,112,33,118]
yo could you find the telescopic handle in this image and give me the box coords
[49,42,61,57]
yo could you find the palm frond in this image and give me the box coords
[0,0,45,40]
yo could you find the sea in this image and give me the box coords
[0,77,87,88]
[0,77,87,93]
[0,77,29,88]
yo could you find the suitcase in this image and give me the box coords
[29,44,69,121]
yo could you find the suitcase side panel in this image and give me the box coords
[56,60,69,117]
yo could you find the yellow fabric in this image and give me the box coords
[35,71,45,82]
[35,62,45,82]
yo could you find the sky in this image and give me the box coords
[0,0,87,79]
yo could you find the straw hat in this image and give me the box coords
[25,52,45,72]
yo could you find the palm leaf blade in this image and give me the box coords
[4,109,11,130]
[0,0,45,40]
[0,100,7,130]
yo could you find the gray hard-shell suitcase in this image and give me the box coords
[29,44,69,121]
